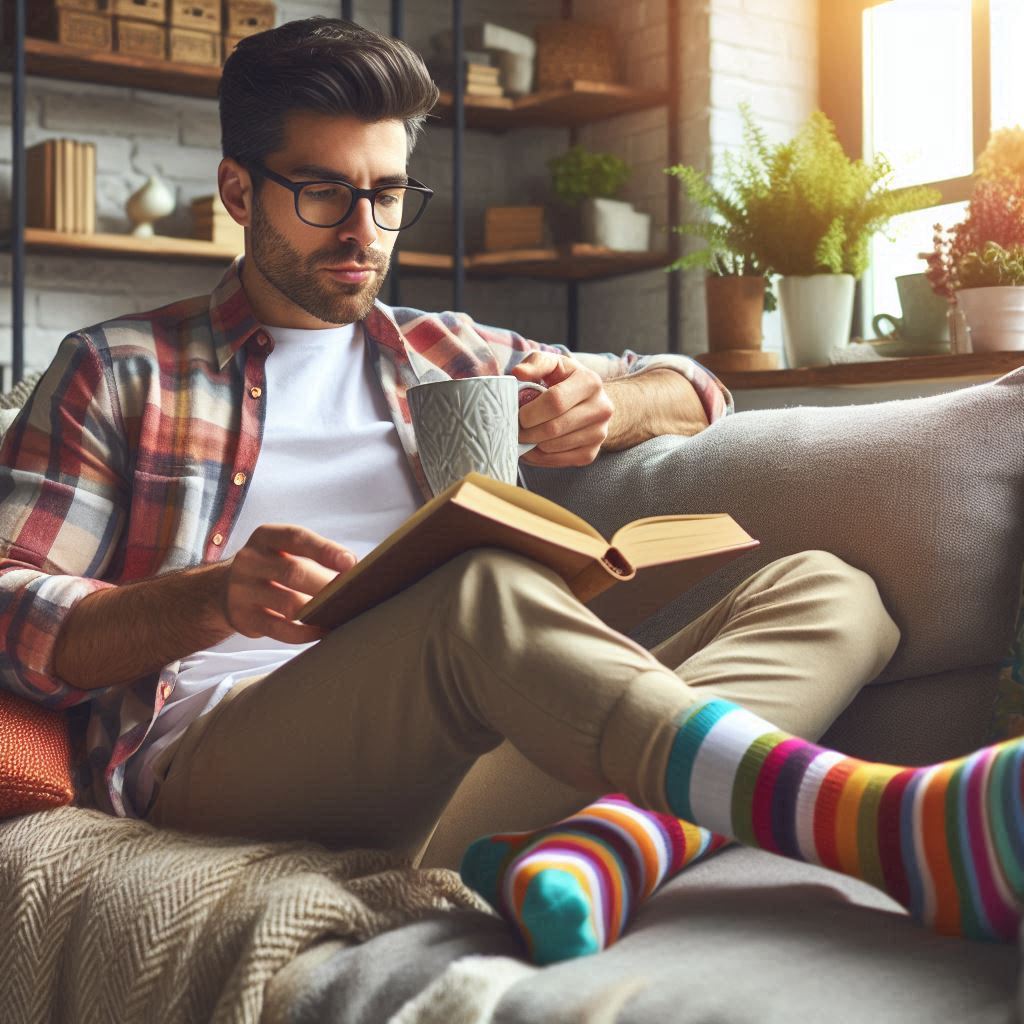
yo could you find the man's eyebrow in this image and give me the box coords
[289,164,409,186]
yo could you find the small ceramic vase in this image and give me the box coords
[126,175,175,238]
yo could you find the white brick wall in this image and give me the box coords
[0,0,818,376]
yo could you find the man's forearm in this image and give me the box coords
[603,369,709,451]
[54,561,234,690]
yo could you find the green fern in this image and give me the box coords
[667,106,940,286]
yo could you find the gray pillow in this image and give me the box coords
[522,366,1024,687]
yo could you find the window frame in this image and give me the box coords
[819,0,992,333]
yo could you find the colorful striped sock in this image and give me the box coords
[666,697,1024,941]
[460,794,728,965]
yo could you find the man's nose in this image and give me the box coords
[336,195,378,248]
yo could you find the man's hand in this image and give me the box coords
[220,524,357,644]
[510,351,614,468]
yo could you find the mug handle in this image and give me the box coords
[872,313,901,339]
[516,381,546,456]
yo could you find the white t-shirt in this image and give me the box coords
[126,321,423,807]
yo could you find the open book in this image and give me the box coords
[299,472,759,633]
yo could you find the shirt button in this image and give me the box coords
[249,386,262,399]
[212,533,224,546]
[158,681,172,700]
[256,332,268,346]
[233,472,246,486]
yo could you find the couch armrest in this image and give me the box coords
[521,368,1024,687]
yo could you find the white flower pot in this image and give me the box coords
[581,198,651,251]
[777,273,856,367]
[954,286,1024,351]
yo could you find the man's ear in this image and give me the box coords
[218,158,252,226]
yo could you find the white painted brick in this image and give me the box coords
[180,108,222,150]
[37,289,139,331]
[41,92,176,139]
[131,137,220,186]
[710,10,791,55]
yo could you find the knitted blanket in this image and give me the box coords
[0,805,491,1024]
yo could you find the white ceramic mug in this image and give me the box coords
[406,375,546,496]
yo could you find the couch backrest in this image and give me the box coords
[523,367,1024,688]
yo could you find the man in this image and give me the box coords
[12,18,1001,967]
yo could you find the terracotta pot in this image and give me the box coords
[705,275,766,351]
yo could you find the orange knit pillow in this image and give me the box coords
[0,689,74,820]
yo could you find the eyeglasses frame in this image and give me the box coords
[250,162,434,232]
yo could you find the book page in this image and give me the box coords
[611,514,757,569]
[299,474,611,629]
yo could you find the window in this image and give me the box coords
[821,0,1021,335]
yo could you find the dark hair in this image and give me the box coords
[219,17,439,170]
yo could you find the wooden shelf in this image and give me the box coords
[717,352,1024,389]
[11,229,455,272]
[433,81,668,131]
[9,37,222,98]
[7,41,666,130]
[10,232,662,282]
[468,245,667,280]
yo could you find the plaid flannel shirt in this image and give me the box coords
[0,257,733,818]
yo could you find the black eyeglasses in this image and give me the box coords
[251,163,434,232]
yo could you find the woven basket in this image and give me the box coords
[534,20,618,89]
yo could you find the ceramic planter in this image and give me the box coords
[954,286,1024,351]
[705,275,766,351]
[777,273,856,367]
[581,198,651,251]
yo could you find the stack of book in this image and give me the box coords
[191,194,244,250]
[484,205,547,251]
[428,52,505,98]
[25,139,96,235]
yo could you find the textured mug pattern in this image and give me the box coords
[409,379,522,495]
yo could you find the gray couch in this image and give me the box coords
[4,367,1024,1023]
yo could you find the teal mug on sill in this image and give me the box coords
[872,272,950,350]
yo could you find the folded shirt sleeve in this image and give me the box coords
[0,332,126,707]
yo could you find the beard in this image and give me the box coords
[249,196,390,325]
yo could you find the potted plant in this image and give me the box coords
[724,107,938,367]
[923,128,1024,352]
[547,145,650,251]
[665,114,779,363]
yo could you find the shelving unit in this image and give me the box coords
[10,229,666,281]
[2,2,682,383]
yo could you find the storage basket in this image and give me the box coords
[534,19,618,89]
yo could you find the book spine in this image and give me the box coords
[85,142,96,235]
[568,552,634,605]
[43,141,55,231]
[25,144,41,229]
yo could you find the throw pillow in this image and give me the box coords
[0,373,75,819]
[0,690,74,819]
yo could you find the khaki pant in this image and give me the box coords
[148,549,900,869]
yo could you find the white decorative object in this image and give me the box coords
[954,286,1024,351]
[126,175,175,238]
[777,273,856,368]
[581,198,651,251]
[495,51,534,96]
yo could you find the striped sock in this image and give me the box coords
[666,697,1024,941]
[460,794,728,965]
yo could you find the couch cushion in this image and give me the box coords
[522,367,1024,692]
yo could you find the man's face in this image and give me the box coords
[245,111,408,327]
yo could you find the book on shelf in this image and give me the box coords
[298,471,759,635]
[26,138,96,235]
